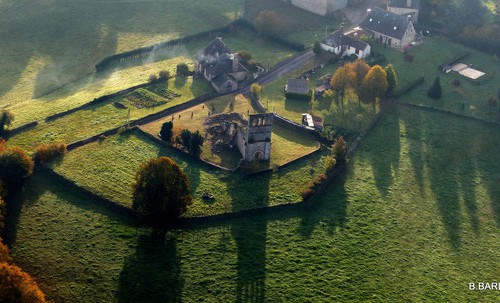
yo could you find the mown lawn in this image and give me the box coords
[49,128,324,216]
[375,36,500,122]
[7,77,212,150]
[9,105,500,302]
[140,94,318,168]
[0,0,244,111]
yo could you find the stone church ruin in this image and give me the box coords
[204,113,273,162]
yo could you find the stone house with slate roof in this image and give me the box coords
[360,7,416,50]
[320,30,371,59]
[195,38,247,94]
[387,0,420,24]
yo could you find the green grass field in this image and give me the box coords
[49,128,324,216]
[375,36,500,122]
[140,94,318,168]
[0,0,244,110]
[7,77,212,150]
[9,105,499,302]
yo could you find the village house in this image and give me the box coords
[320,30,371,59]
[194,38,247,94]
[387,0,420,24]
[280,0,347,16]
[360,7,416,50]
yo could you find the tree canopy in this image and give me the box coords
[160,121,174,142]
[0,145,34,190]
[254,10,283,37]
[360,65,388,105]
[0,262,47,303]
[132,157,192,228]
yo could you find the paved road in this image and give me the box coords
[237,49,315,95]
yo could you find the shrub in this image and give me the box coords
[237,50,252,62]
[404,52,414,62]
[313,41,322,54]
[159,121,174,142]
[158,70,170,80]
[0,240,12,264]
[325,157,337,177]
[427,76,442,99]
[300,187,315,203]
[0,110,14,137]
[117,126,127,135]
[148,74,159,83]
[0,146,34,189]
[33,143,67,164]
[176,63,190,77]
[0,262,47,303]
[332,136,347,164]
[250,83,262,101]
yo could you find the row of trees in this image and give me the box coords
[159,122,204,158]
[328,60,397,111]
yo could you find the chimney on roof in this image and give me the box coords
[232,53,239,71]
[366,8,371,16]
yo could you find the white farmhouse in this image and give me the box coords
[320,30,371,59]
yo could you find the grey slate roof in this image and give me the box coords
[211,73,235,88]
[286,79,308,94]
[195,37,231,64]
[361,7,412,40]
[388,0,420,9]
[323,31,369,51]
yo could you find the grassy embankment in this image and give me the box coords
[140,94,318,169]
[9,106,500,302]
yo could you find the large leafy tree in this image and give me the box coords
[0,145,34,190]
[330,64,356,113]
[159,121,174,142]
[360,65,388,107]
[132,157,192,229]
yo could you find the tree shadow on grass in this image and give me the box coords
[174,75,188,89]
[227,170,270,302]
[298,166,348,238]
[364,106,401,197]
[116,233,183,303]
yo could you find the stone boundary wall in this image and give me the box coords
[398,102,500,127]
[66,92,218,151]
[44,77,173,122]
[394,77,424,99]
[95,19,305,72]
